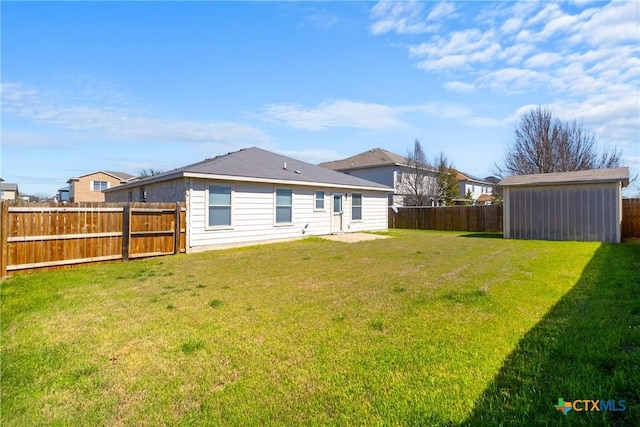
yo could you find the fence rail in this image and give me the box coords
[390,199,640,240]
[389,205,503,233]
[622,198,640,239]
[0,201,186,277]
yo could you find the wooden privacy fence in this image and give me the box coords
[622,198,640,239]
[389,205,504,233]
[0,202,186,277]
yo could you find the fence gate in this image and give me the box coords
[0,202,186,277]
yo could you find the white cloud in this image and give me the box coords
[263,98,506,132]
[275,148,344,165]
[569,0,640,46]
[373,0,639,149]
[1,81,268,144]
[369,0,436,35]
[262,99,408,131]
[427,2,455,21]
[524,52,563,68]
[444,81,475,93]
[501,18,522,34]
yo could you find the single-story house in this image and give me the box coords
[105,147,391,251]
[500,167,629,243]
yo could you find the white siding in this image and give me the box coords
[345,191,388,232]
[346,166,395,188]
[340,166,395,206]
[459,181,493,202]
[106,177,388,251]
[188,180,388,251]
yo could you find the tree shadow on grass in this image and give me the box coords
[462,243,640,426]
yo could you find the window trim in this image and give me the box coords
[314,190,325,212]
[91,180,109,192]
[351,192,363,221]
[274,188,293,226]
[206,184,233,230]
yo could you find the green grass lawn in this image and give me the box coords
[2,230,638,426]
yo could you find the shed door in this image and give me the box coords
[332,194,343,232]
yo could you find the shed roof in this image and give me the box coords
[106,147,391,192]
[499,167,629,187]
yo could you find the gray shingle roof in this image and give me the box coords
[105,171,136,181]
[1,183,18,191]
[107,148,391,191]
[499,167,630,187]
[69,171,136,182]
[319,148,409,170]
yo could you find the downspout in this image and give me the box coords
[187,177,193,252]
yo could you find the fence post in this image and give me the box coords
[0,201,8,278]
[174,203,181,255]
[122,204,130,262]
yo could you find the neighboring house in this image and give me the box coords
[104,147,391,252]
[455,171,494,205]
[57,186,70,202]
[67,171,135,202]
[319,148,438,206]
[1,183,19,200]
[501,167,629,243]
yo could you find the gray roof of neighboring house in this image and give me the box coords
[105,147,392,192]
[68,171,136,182]
[319,148,410,171]
[499,167,630,187]
[1,183,18,191]
[105,171,136,181]
[456,171,494,185]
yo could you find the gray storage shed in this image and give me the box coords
[500,167,629,243]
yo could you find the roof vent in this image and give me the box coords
[294,170,301,174]
[283,162,287,170]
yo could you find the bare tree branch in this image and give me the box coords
[397,140,439,206]
[499,106,622,176]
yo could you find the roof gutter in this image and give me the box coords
[105,171,392,192]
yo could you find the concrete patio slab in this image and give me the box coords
[319,233,392,243]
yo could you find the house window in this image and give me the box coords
[315,190,325,211]
[275,189,292,224]
[140,188,147,202]
[127,191,133,202]
[352,193,362,221]
[208,185,232,227]
[92,181,108,191]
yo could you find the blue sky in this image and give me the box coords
[2,0,639,197]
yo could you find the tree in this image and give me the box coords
[499,106,621,176]
[398,140,438,206]
[484,175,503,205]
[138,168,163,178]
[435,152,459,206]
